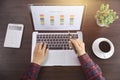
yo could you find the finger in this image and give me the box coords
[34,43,40,52]
[76,40,82,52]
[42,43,47,53]
[70,39,74,44]
[39,42,43,49]
[69,40,73,49]
[70,39,75,48]
[70,39,77,49]
[76,39,84,48]
[33,43,40,57]
[70,39,79,48]
[76,39,82,47]
[70,39,80,52]
[44,48,49,56]
[70,39,78,53]
[38,42,43,53]
[69,39,73,47]
[76,39,83,45]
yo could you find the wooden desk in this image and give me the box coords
[0,0,120,80]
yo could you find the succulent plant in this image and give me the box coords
[95,4,119,27]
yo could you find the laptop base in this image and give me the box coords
[31,31,83,66]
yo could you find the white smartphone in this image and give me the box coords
[4,23,24,48]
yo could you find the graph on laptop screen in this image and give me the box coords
[30,6,84,30]
[40,14,75,25]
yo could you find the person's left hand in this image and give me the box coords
[32,42,48,65]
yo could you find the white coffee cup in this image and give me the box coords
[92,38,114,59]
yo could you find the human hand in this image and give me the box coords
[32,43,48,65]
[70,39,86,57]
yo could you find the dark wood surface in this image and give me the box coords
[0,0,120,80]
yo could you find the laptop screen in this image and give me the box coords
[30,5,84,31]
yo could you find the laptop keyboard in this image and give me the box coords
[37,33,78,50]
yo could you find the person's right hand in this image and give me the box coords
[70,39,86,57]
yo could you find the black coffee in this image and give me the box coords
[99,41,111,52]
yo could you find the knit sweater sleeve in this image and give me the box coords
[78,54,105,80]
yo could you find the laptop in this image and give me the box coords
[30,4,85,66]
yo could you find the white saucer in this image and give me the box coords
[92,38,114,59]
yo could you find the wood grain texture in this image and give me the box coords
[0,0,120,80]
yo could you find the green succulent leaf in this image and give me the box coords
[95,4,119,27]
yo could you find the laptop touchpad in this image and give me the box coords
[42,50,80,66]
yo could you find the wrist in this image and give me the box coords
[32,61,41,65]
[78,52,86,57]
[31,62,40,66]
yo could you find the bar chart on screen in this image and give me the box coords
[39,14,75,26]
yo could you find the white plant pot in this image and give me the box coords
[96,19,107,27]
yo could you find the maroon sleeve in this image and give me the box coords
[21,63,41,80]
[78,53,105,80]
